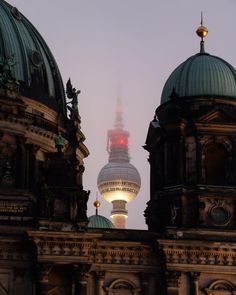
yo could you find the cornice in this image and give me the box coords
[28,230,160,270]
[0,238,31,263]
[159,239,236,273]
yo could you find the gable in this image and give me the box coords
[198,109,236,124]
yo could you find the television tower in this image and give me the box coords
[97,98,141,228]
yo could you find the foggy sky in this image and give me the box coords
[9,0,236,229]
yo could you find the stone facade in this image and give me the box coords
[144,57,236,292]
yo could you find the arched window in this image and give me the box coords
[106,278,141,295]
[204,279,236,294]
[205,143,227,185]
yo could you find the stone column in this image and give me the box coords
[140,273,149,295]
[196,136,205,184]
[36,264,52,295]
[179,135,186,184]
[232,136,236,185]
[190,272,200,295]
[164,141,168,186]
[166,271,181,295]
[95,271,105,295]
[73,264,90,295]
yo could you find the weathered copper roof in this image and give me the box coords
[88,214,115,229]
[161,52,236,104]
[0,1,66,114]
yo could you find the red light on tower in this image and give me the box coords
[119,138,127,145]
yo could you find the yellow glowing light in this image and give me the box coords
[111,214,128,219]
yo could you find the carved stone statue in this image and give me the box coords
[0,55,19,91]
[66,78,81,121]
[77,189,90,223]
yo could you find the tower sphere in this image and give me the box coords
[97,161,141,203]
[0,1,66,114]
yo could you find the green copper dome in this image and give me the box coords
[0,1,66,114]
[88,214,115,229]
[161,52,236,104]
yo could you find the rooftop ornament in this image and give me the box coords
[66,78,81,122]
[54,132,65,153]
[196,12,208,54]
[0,55,19,91]
[93,194,101,216]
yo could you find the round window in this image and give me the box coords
[31,51,42,67]
[11,7,22,20]
[210,206,229,225]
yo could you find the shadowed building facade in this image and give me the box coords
[0,1,160,294]
[0,1,236,294]
[145,22,236,294]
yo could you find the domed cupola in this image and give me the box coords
[145,18,236,235]
[88,199,115,229]
[161,21,236,104]
[0,2,89,232]
[0,1,66,114]
[161,54,236,104]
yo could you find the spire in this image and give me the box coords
[114,96,124,129]
[196,12,208,53]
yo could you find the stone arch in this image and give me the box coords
[106,278,141,295]
[205,279,236,294]
[202,137,232,154]
[202,138,230,185]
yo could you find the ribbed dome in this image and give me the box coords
[0,1,66,114]
[97,162,141,186]
[88,214,115,229]
[161,52,236,104]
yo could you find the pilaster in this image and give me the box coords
[166,271,181,295]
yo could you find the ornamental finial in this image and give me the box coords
[93,193,101,215]
[196,12,208,53]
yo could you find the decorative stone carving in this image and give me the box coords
[66,78,81,122]
[0,55,19,92]
[161,240,236,268]
[199,197,234,227]
[28,231,160,272]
